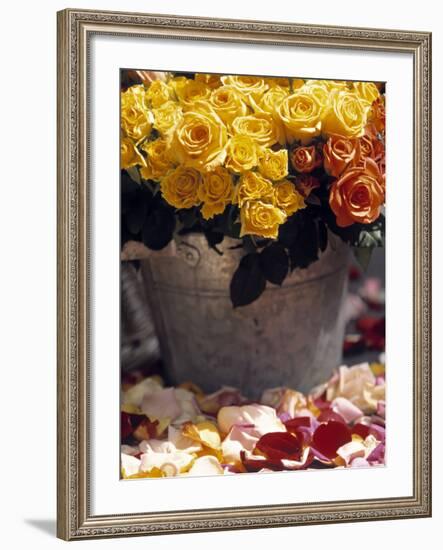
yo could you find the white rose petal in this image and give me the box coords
[187,456,224,476]
[122,377,163,408]
[140,450,194,476]
[217,404,285,435]
[121,453,141,477]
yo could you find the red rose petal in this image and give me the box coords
[284,417,314,446]
[356,316,380,332]
[255,431,302,461]
[356,316,385,350]
[352,423,371,439]
[121,412,154,440]
[292,426,313,447]
[133,417,159,441]
[241,452,285,472]
[285,417,311,430]
[121,412,135,439]
[241,448,313,472]
[312,421,352,459]
[313,392,331,410]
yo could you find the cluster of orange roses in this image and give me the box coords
[290,112,385,227]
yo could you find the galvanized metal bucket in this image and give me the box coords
[140,233,350,398]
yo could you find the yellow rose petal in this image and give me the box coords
[183,421,221,450]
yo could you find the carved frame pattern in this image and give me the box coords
[57,8,431,540]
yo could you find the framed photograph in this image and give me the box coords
[57,8,432,540]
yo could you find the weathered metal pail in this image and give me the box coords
[140,233,350,398]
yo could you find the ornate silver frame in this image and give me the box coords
[57,8,432,540]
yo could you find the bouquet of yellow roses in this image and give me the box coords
[121,71,385,306]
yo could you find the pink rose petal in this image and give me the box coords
[350,457,370,468]
[141,387,181,421]
[331,397,363,423]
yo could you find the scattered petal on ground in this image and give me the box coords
[121,360,386,479]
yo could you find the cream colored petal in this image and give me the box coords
[337,434,379,466]
[168,425,202,453]
[122,377,163,408]
[140,450,194,476]
[172,388,202,425]
[218,404,285,435]
[141,387,181,421]
[121,453,141,478]
[187,456,224,476]
[221,425,259,463]
[261,387,307,418]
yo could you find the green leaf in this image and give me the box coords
[121,170,140,196]
[317,220,328,252]
[242,236,258,254]
[352,246,374,271]
[178,207,199,230]
[326,212,385,249]
[259,243,289,286]
[126,197,147,235]
[288,214,319,270]
[225,205,241,239]
[230,254,267,308]
[126,166,141,185]
[204,230,224,251]
[141,206,175,251]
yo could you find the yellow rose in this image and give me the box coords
[278,91,324,143]
[225,135,260,173]
[121,85,153,141]
[195,73,223,89]
[169,108,227,171]
[305,79,349,92]
[146,80,171,108]
[292,79,305,90]
[234,171,275,208]
[273,180,306,216]
[300,81,331,111]
[322,90,370,138]
[258,148,288,181]
[160,166,201,209]
[198,167,234,220]
[209,85,248,126]
[152,101,183,135]
[251,86,289,118]
[121,136,145,170]
[240,200,287,239]
[353,82,380,105]
[139,138,174,180]
[231,113,283,147]
[171,77,211,109]
[265,77,291,90]
[220,75,269,104]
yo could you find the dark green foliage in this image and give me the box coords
[121,170,175,251]
[230,253,267,308]
[259,243,289,286]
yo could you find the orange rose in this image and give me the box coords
[290,145,321,173]
[357,135,382,163]
[353,126,385,176]
[369,97,385,133]
[323,135,360,177]
[329,158,385,227]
